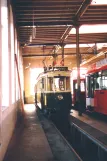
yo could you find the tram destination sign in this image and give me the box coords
[87,57,107,72]
[44,66,68,72]
[96,58,107,68]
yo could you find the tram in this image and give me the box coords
[34,66,72,118]
[86,57,107,115]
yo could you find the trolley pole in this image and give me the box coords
[76,26,82,116]
[52,47,57,67]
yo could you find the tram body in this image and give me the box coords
[34,66,72,116]
[86,57,107,115]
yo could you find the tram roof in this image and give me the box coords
[36,67,71,81]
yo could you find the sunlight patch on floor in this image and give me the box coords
[24,104,36,113]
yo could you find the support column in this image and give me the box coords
[76,26,82,116]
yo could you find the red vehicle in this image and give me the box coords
[71,68,86,111]
[86,57,107,115]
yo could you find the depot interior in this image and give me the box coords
[0,0,107,160]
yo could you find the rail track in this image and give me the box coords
[37,108,82,161]
[37,108,107,161]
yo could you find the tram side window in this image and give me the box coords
[66,77,70,90]
[39,80,42,89]
[59,78,65,91]
[94,72,101,90]
[90,75,94,97]
[48,76,69,91]
[86,76,90,97]
[47,77,53,91]
[36,80,41,91]
[101,70,107,89]
[42,78,45,89]
[86,75,94,98]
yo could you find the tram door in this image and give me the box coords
[73,80,77,106]
[86,75,95,109]
[73,79,86,109]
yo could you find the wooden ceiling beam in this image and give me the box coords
[17,21,73,26]
[74,0,92,20]
[59,0,92,46]
[22,52,94,57]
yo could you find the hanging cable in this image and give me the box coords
[32,8,36,39]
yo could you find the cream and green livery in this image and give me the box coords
[34,66,72,117]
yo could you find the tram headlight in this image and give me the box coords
[57,95,63,100]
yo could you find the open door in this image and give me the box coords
[73,79,86,109]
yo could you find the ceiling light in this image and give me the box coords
[69,25,107,34]
[91,0,107,5]
[30,35,32,42]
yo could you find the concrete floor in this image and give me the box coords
[3,104,54,161]
[70,110,107,134]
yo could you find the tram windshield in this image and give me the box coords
[94,70,107,90]
[47,76,70,91]
[86,69,107,97]
[101,70,107,89]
